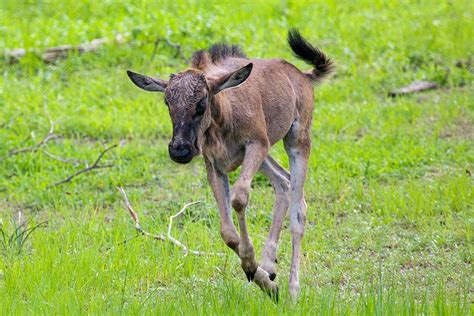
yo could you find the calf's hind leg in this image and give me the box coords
[284,121,311,301]
[259,155,290,281]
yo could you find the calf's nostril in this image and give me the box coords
[170,142,191,158]
[177,146,188,156]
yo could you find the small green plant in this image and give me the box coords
[0,219,47,257]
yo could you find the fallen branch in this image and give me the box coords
[5,104,86,166]
[42,149,82,166]
[389,80,438,97]
[117,186,165,241]
[8,104,58,156]
[117,186,223,256]
[167,201,207,255]
[5,33,128,64]
[52,145,117,186]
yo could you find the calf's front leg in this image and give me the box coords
[231,141,278,299]
[231,140,268,280]
[205,161,240,254]
[206,157,278,299]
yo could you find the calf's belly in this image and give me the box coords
[263,101,296,145]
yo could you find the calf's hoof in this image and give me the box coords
[244,270,256,282]
[289,282,300,302]
[253,267,279,302]
[240,254,258,282]
[260,258,278,281]
[269,272,276,281]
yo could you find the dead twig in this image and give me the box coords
[117,186,165,241]
[42,149,82,166]
[8,103,58,156]
[8,132,59,156]
[4,32,185,66]
[17,210,26,227]
[5,33,128,64]
[52,145,117,186]
[389,80,438,97]
[167,201,203,255]
[5,102,84,166]
[117,186,223,256]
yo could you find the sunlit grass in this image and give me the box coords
[0,0,472,314]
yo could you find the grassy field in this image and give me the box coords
[0,0,472,314]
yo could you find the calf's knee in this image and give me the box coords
[231,183,250,211]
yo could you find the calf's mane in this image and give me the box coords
[191,44,247,70]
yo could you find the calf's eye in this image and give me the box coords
[195,97,207,115]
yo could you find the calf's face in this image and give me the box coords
[126,63,253,164]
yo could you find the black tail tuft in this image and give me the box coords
[287,29,334,82]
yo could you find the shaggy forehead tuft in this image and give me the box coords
[165,70,207,104]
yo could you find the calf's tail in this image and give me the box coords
[287,29,334,83]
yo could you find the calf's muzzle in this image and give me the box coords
[168,139,193,163]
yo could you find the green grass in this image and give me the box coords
[0,0,473,314]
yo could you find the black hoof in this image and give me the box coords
[269,272,276,281]
[245,270,256,282]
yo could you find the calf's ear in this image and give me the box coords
[127,70,167,92]
[209,63,253,95]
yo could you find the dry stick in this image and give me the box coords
[6,98,71,162]
[5,33,128,64]
[40,100,82,165]
[8,108,58,156]
[117,187,166,241]
[167,201,204,255]
[5,33,185,64]
[17,210,25,227]
[52,145,117,186]
[8,133,59,155]
[41,149,82,166]
[117,186,223,256]
[388,80,438,97]
[6,108,81,165]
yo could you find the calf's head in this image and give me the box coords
[127,64,253,163]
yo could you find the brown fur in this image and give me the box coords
[198,56,313,173]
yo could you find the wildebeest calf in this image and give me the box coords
[127,29,333,301]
